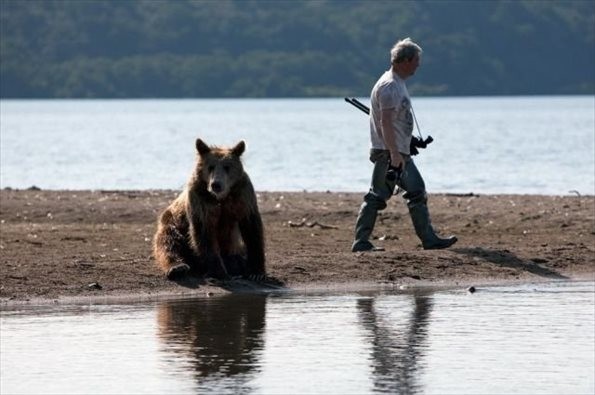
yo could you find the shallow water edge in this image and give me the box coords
[2,275,593,309]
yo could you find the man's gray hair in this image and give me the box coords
[390,37,423,64]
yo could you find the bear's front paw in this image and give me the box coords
[167,263,190,280]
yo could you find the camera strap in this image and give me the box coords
[410,104,425,140]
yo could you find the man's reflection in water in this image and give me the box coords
[157,294,267,392]
[357,292,433,394]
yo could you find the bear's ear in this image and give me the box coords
[232,140,246,157]
[195,138,210,156]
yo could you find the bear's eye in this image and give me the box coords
[208,165,215,172]
[223,165,230,173]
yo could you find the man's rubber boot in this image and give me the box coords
[352,202,384,252]
[408,202,457,250]
[352,241,385,252]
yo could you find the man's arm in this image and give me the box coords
[380,108,405,170]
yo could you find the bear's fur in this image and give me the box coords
[153,138,266,280]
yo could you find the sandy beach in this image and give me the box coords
[0,189,593,305]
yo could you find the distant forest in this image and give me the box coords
[1,0,594,98]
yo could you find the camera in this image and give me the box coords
[410,135,433,156]
[386,165,402,182]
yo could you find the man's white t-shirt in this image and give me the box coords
[369,69,414,155]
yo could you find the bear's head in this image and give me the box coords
[195,138,246,201]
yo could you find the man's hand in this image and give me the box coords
[390,150,405,171]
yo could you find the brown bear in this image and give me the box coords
[153,138,266,281]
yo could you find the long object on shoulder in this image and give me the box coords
[344,97,370,115]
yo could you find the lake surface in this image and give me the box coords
[1,281,593,394]
[1,96,594,195]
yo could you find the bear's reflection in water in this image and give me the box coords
[157,294,266,389]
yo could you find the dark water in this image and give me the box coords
[1,281,594,394]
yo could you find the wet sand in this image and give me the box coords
[0,189,593,305]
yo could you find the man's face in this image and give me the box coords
[405,54,421,77]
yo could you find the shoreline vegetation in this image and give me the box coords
[0,189,593,306]
[2,2,593,98]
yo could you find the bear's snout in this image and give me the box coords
[211,181,222,193]
[208,174,229,200]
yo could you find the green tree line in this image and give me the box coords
[1,0,593,98]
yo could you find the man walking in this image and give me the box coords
[352,37,457,252]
